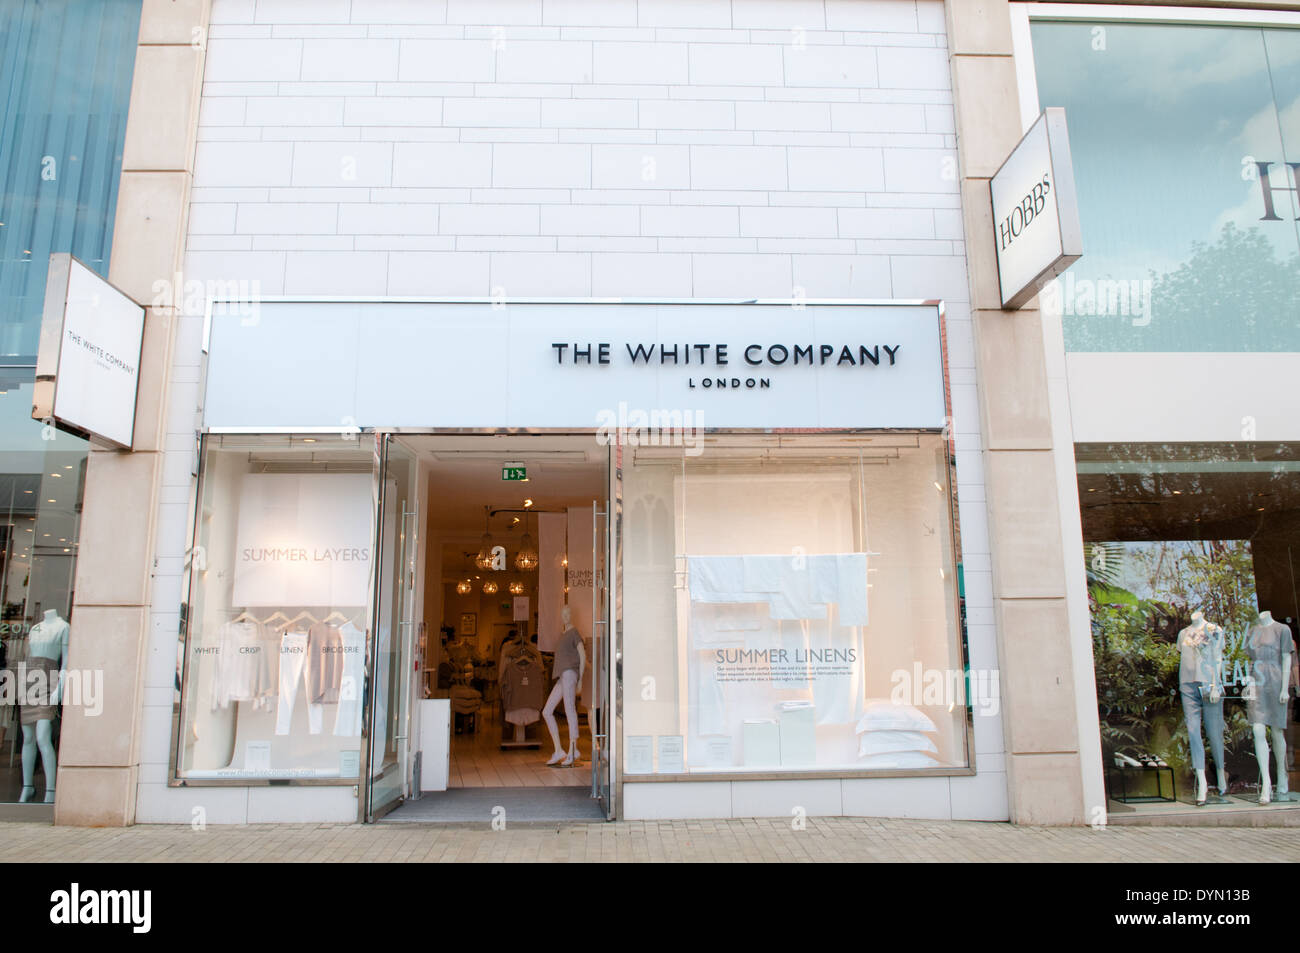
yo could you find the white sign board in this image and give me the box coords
[34,254,145,448]
[204,301,948,431]
[232,473,374,607]
[989,108,1082,310]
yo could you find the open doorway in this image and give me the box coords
[373,434,611,822]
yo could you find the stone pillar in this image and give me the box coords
[945,0,1090,824]
[55,0,211,827]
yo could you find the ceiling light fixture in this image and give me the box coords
[515,512,538,571]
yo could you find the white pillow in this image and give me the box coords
[855,699,937,734]
[857,750,940,769]
[857,729,938,758]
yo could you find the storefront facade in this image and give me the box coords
[59,0,1300,827]
[0,0,141,817]
[1011,4,1300,817]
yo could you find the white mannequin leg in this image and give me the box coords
[19,724,37,801]
[1272,727,1289,796]
[1194,769,1207,804]
[542,679,566,762]
[560,670,579,763]
[35,720,56,802]
[1252,723,1272,803]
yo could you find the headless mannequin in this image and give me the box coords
[1247,610,1293,804]
[22,609,69,804]
[543,606,585,767]
[1176,611,1228,804]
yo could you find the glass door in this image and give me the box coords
[366,435,418,821]
[591,488,613,816]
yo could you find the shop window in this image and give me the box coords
[1031,21,1300,353]
[1079,443,1300,806]
[175,434,376,781]
[621,433,970,776]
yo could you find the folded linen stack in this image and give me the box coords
[854,699,939,768]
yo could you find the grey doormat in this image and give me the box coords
[382,786,605,824]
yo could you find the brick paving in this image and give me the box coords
[0,818,1297,862]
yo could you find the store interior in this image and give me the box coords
[413,436,607,792]
[1078,442,1300,818]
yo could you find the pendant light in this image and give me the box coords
[508,580,525,595]
[482,579,498,595]
[475,506,495,570]
[456,579,472,595]
[515,511,539,571]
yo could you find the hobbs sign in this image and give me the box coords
[989,108,1082,310]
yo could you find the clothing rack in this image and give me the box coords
[498,634,544,750]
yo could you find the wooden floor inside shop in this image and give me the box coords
[449,708,591,788]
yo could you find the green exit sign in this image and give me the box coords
[502,466,527,481]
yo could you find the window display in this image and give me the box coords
[175,434,376,781]
[621,432,969,775]
[1080,442,1300,808]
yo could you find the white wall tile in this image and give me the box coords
[591,251,691,295]
[735,101,830,131]
[194,142,294,187]
[245,96,344,125]
[489,251,591,294]
[839,207,933,239]
[883,147,958,192]
[255,0,350,24]
[787,146,883,191]
[638,99,734,130]
[840,777,953,819]
[690,145,786,190]
[204,38,302,81]
[830,102,925,132]
[783,45,878,88]
[284,250,388,293]
[301,38,400,80]
[692,252,792,296]
[388,251,490,294]
[640,205,738,237]
[791,253,892,296]
[730,779,844,817]
[291,141,393,187]
[540,205,639,235]
[635,0,731,29]
[344,96,444,126]
[494,41,593,83]
[878,46,949,90]
[541,98,637,128]
[399,39,497,81]
[825,0,920,33]
[188,204,237,233]
[593,41,687,84]
[688,44,783,86]
[339,203,440,234]
[739,206,836,238]
[890,254,968,302]
[543,0,636,26]
[492,143,590,187]
[622,781,733,819]
[444,97,541,127]
[236,202,337,234]
[447,0,542,26]
[592,143,690,189]
[440,203,540,234]
[350,0,450,24]
[393,142,494,187]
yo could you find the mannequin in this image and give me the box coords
[543,606,586,767]
[21,610,69,803]
[1176,611,1228,805]
[1246,610,1293,804]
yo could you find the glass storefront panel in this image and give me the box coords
[0,0,141,361]
[175,434,376,782]
[0,382,86,802]
[1079,443,1300,806]
[621,432,969,776]
[1031,21,1300,352]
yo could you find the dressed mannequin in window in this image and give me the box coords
[21,609,69,803]
[543,605,586,767]
[1246,610,1294,804]
[1177,611,1228,806]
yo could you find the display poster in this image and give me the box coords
[512,596,529,622]
[244,740,271,772]
[625,735,653,774]
[232,473,373,607]
[658,735,685,774]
